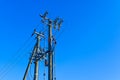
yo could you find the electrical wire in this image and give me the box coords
[0,42,30,79]
[0,35,32,73]
[0,37,35,80]
[56,29,65,41]
[0,22,64,80]
[0,22,44,80]
[28,72,31,80]
[29,63,33,80]
[0,21,50,80]
[0,48,33,80]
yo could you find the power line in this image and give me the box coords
[0,37,35,80]
[0,35,32,72]
[0,23,43,79]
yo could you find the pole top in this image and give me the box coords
[40,11,63,31]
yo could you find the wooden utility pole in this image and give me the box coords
[23,30,44,80]
[23,11,63,80]
[48,19,53,80]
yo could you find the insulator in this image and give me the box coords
[52,37,57,44]
[43,73,46,76]
[54,77,56,80]
[54,41,57,44]
[58,19,63,30]
[45,59,48,66]
[54,18,59,29]
[43,11,48,18]
[40,11,48,20]
[53,24,57,29]
[41,19,45,23]
[48,19,52,24]
[31,29,36,36]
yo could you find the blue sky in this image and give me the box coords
[0,0,120,80]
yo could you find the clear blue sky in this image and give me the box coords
[0,0,120,80]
